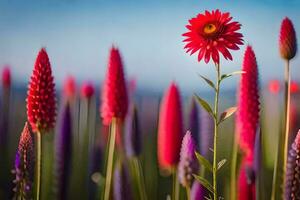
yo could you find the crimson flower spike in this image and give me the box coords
[12,123,35,199]
[81,82,95,99]
[285,130,300,199]
[101,46,128,125]
[238,161,256,200]
[54,102,72,200]
[2,65,11,90]
[27,48,56,133]
[237,45,260,165]
[279,17,297,61]
[157,82,183,171]
[63,75,76,101]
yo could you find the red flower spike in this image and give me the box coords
[63,75,76,100]
[237,46,260,164]
[81,82,95,99]
[158,82,183,170]
[238,162,256,200]
[101,46,128,125]
[290,81,299,94]
[2,65,11,89]
[27,48,56,132]
[279,17,297,60]
[183,9,243,64]
[268,79,280,94]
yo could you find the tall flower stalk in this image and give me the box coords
[101,46,128,200]
[183,9,243,200]
[272,17,297,199]
[27,48,56,200]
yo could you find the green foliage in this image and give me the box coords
[218,107,237,124]
[198,74,216,91]
[220,71,245,82]
[194,95,215,119]
[195,152,213,173]
[217,159,227,171]
[193,175,214,194]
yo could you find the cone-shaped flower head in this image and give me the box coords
[178,131,198,187]
[238,162,256,200]
[2,65,11,89]
[113,161,132,200]
[101,46,128,125]
[63,75,76,100]
[279,17,297,60]
[191,181,207,200]
[187,98,199,147]
[54,102,72,200]
[183,9,243,64]
[268,79,280,94]
[285,130,300,199]
[124,103,141,157]
[199,108,214,160]
[81,82,95,99]
[26,48,56,132]
[158,82,183,170]
[237,45,260,164]
[13,123,34,199]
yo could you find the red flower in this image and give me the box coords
[81,82,95,99]
[290,81,299,94]
[268,79,280,94]
[237,46,260,164]
[27,48,56,132]
[238,162,256,200]
[158,82,183,170]
[2,65,11,89]
[63,75,76,100]
[183,9,243,64]
[279,17,297,60]
[101,46,128,125]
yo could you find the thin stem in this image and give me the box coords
[103,118,117,200]
[230,129,239,200]
[133,157,147,200]
[271,59,290,200]
[35,130,42,200]
[172,167,179,200]
[213,63,221,200]
[186,186,191,200]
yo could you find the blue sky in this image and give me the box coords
[0,0,299,93]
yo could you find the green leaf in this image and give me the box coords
[198,74,216,91]
[218,107,237,124]
[193,175,214,194]
[217,159,227,170]
[195,152,213,172]
[220,70,245,81]
[194,95,214,118]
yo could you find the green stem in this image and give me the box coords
[35,130,42,200]
[172,167,179,200]
[271,59,290,199]
[103,118,117,200]
[230,128,238,200]
[213,63,221,200]
[133,157,147,200]
[186,186,190,200]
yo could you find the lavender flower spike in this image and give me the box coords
[13,123,35,199]
[191,181,207,200]
[188,98,200,148]
[200,109,214,161]
[113,161,132,200]
[285,130,300,199]
[54,102,72,199]
[124,104,141,157]
[178,131,198,187]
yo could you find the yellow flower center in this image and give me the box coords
[203,23,217,34]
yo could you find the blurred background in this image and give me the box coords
[1,0,300,199]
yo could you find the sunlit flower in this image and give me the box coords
[183,9,243,64]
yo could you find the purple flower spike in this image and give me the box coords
[199,108,214,161]
[178,131,198,187]
[124,104,141,157]
[55,102,72,199]
[191,181,207,200]
[113,162,132,200]
[13,123,34,199]
[188,98,200,148]
[285,130,300,199]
